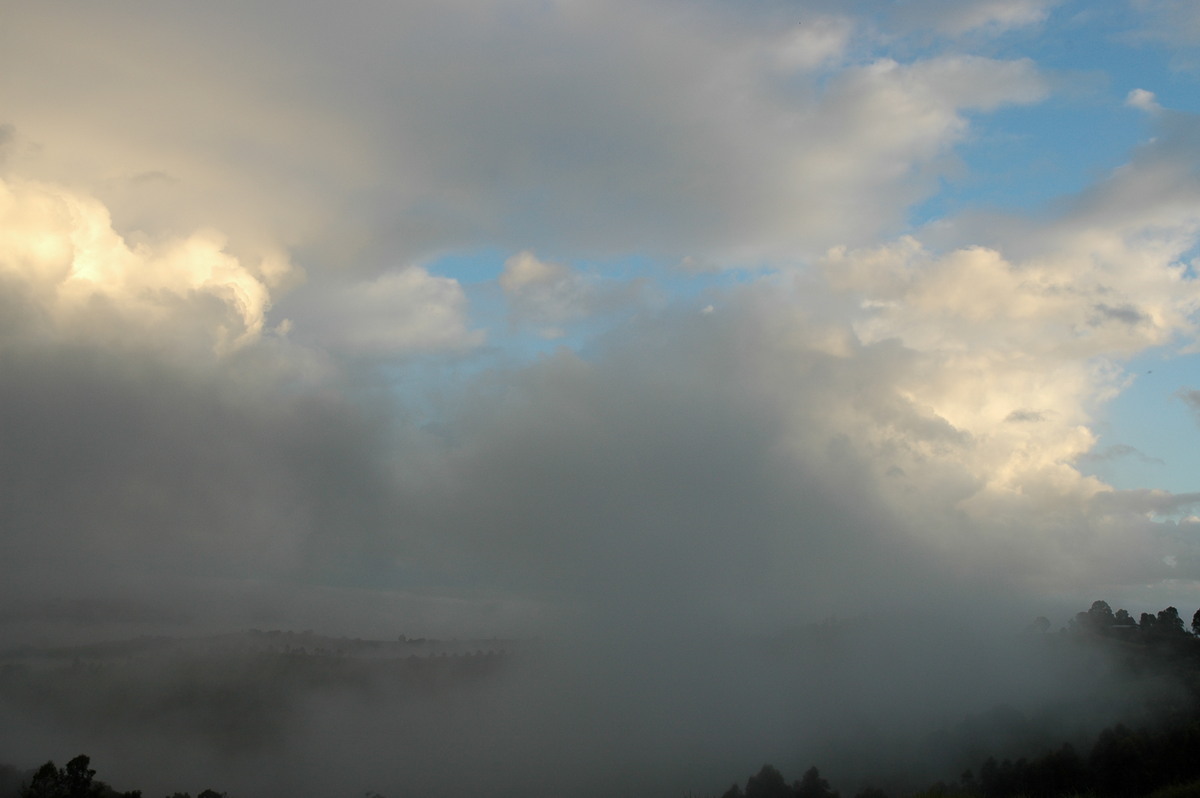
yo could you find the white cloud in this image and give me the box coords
[500,251,570,294]
[0,176,289,353]
[1126,88,1162,112]
[0,175,478,359]
[814,151,1200,546]
[826,239,1109,510]
[500,251,583,338]
[499,250,642,337]
[291,268,484,355]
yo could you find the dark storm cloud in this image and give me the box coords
[0,280,1136,798]
[0,340,438,643]
[0,276,1048,647]
[419,319,934,633]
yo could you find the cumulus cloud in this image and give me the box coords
[1127,88,1162,112]
[0,176,289,353]
[285,268,484,355]
[820,220,1199,510]
[802,112,1200,590]
[499,251,643,338]
[500,252,593,337]
[0,173,480,360]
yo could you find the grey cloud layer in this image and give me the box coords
[4,257,1193,646]
[2,0,1046,269]
[11,5,1200,794]
[1,0,1199,641]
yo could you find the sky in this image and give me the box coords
[4,0,1200,648]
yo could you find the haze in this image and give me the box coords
[3,1,1200,795]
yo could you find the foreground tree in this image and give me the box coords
[1158,606,1186,635]
[794,766,839,798]
[1085,600,1115,632]
[18,756,142,798]
[745,765,792,798]
[20,756,104,798]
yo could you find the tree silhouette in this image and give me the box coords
[21,763,64,798]
[1086,600,1115,632]
[20,756,104,798]
[794,766,839,798]
[745,765,792,798]
[1157,606,1185,635]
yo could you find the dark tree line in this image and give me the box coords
[16,756,138,798]
[927,717,1200,797]
[719,764,841,798]
[1,755,224,798]
[1067,599,1198,639]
